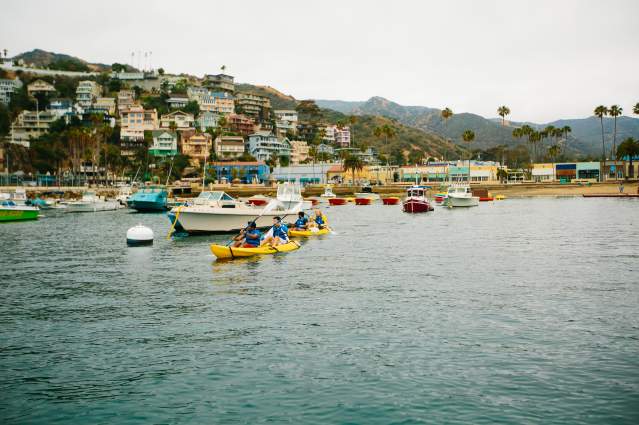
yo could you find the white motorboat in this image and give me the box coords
[444,185,479,208]
[65,191,120,213]
[10,187,28,205]
[168,188,304,233]
[319,185,336,202]
[115,185,133,206]
[277,182,313,211]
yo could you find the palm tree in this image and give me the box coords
[497,106,511,126]
[594,105,609,164]
[609,105,623,158]
[561,125,572,149]
[462,130,475,182]
[348,115,358,146]
[441,107,453,125]
[616,137,639,179]
[374,124,397,147]
[343,154,363,187]
[548,144,561,163]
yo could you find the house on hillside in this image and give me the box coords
[27,79,56,97]
[160,110,195,129]
[214,135,245,159]
[149,130,178,157]
[75,80,102,108]
[182,132,213,164]
[247,131,291,161]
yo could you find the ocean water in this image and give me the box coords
[1,197,638,424]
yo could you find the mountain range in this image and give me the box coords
[12,49,111,72]
[316,97,639,156]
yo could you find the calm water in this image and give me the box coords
[1,198,638,424]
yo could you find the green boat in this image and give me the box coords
[0,199,39,222]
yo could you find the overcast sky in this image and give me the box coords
[3,0,638,122]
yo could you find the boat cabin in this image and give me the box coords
[407,187,426,198]
[447,186,472,196]
[191,191,236,206]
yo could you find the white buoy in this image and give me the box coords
[127,224,154,246]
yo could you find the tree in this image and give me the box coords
[373,124,396,147]
[295,100,321,122]
[562,125,572,148]
[441,107,453,125]
[408,149,425,165]
[347,115,358,145]
[616,137,639,179]
[111,63,127,73]
[634,103,639,116]
[343,154,364,187]
[548,144,561,163]
[183,100,200,116]
[108,79,122,93]
[158,68,165,75]
[497,106,510,126]
[609,105,623,159]
[496,167,508,183]
[594,105,609,164]
[462,130,475,181]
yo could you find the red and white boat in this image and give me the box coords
[402,186,433,213]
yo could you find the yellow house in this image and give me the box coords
[328,164,398,185]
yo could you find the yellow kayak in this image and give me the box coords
[210,241,300,259]
[288,227,331,237]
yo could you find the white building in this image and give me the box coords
[334,126,351,147]
[290,140,309,164]
[10,110,57,147]
[271,163,339,185]
[274,110,298,136]
[149,130,178,157]
[214,135,245,159]
[75,80,102,108]
[159,111,195,129]
[247,131,291,161]
[197,111,220,132]
[0,78,22,104]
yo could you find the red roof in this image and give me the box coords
[328,165,344,173]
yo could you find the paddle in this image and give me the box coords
[226,199,280,246]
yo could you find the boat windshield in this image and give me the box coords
[1,200,16,207]
[196,191,234,201]
[408,189,424,197]
[142,188,162,193]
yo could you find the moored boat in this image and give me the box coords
[210,240,300,259]
[127,186,168,211]
[0,198,39,222]
[444,185,479,208]
[402,186,433,213]
[247,194,270,206]
[354,185,380,201]
[479,196,494,202]
[320,185,337,202]
[65,191,120,213]
[328,198,347,206]
[382,197,400,205]
[355,197,372,205]
[167,184,305,233]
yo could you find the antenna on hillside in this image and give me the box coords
[149,51,153,72]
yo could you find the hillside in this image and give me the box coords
[317,97,639,156]
[12,49,111,72]
[242,86,462,159]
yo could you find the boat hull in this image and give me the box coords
[210,241,300,259]
[127,200,168,211]
[172,209,301,233]
[446,196,480,207]
[355,198,372,205]
[65,201,120,212]
[288,227,330,237]
[329,198,347,206]
[402,199,433,213]
[0,208,39,222]
[382,197,400,205]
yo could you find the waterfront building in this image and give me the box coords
[247,131,291,161]
[532,163,555,182]
[160,110,195,129]
[203,74,234,93]
[167,93,189,109]
[120,105,159,155]
[93,97,116,115]
[197,111,220,132]
[117,90,136,115]
[235,92,271,121]
[182,132,213,164]
[577,162,601,181]
[27,79,56,97]
[271,163,339,185]
[274,110,298,137]
[602,160,625,181]
[0,78,22,104]
[555,163,577,183]
[75,80,102,108]
[214,135,245,159]
[149,130,178,157]
[207,161,269,184]
[290,140,309,164]
[10,110,57,147]
[227,113,256,137]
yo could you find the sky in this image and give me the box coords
[3,0,638,123]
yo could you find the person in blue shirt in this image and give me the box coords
[261,216,289,247]
[311,209,328,229]
[292,211,308,231]
[232,221,262,248]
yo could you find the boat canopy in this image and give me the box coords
[447,186,472,194]
[196,191,235,202]
[407,187,425,197]
[1,200,17,207]
[277,182,302,203]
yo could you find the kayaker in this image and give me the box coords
[232,221,262,248]
[310,209,328,229]
[261,216,289,247]
[292,211,308,231]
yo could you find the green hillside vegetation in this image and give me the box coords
[13,49,111,72]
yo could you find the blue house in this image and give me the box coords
[208,161,270,183]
